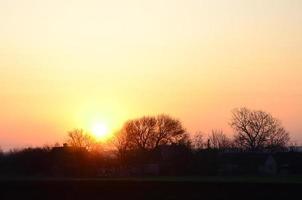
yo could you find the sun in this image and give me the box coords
[91,123,109,141]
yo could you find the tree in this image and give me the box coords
[111,129,130,160]
[191,130,232,150]
[191,132,205,150]
[114,114,187,151]
[155,114,187,147]
[230,107,290,151]
[207,129,232,149]
[125,116,157,150]
[67,129,97,151]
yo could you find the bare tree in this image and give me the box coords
[67,129,97,151]
[114,114,186,151]
[111,129,130,159]
[154,114,187,147]
[191,132,205,150]
[124,116,157,150]
[207,129,232,149]
[230,107,290,151]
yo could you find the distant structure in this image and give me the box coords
[289,146,302,152]
[219,153,277,175]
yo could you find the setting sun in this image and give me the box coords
[91,123,110,141]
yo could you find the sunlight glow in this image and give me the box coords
[91,123,110,141]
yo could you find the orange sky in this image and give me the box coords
[1,0,302,149]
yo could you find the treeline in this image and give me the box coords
[0,146,106,177]
[0,107,293,177]
[67,107,290,153]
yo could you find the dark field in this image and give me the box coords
[0,177,301,200]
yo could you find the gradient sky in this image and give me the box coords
[1,0,302,150]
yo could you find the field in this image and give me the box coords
[0,176,301,200]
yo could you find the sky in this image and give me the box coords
[1,0,302,150]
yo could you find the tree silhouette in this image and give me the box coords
[192,130,232,150]
[114,114,187,152]
[191,132,205,150]
[230,107,290,151]
[207,129,232,149]
[67,129,96,151]
[155,114,188,146]
[111,129,130,160]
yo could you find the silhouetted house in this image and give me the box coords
[51,143,87,153]
[219,153,277,175]
[288,146,302,153]
[274,152,302,175]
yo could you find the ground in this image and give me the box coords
[0,176,301,200]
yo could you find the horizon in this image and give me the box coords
[1,0,302,150]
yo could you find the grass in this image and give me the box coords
[2,175,302,183]
[1,176,302,199]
